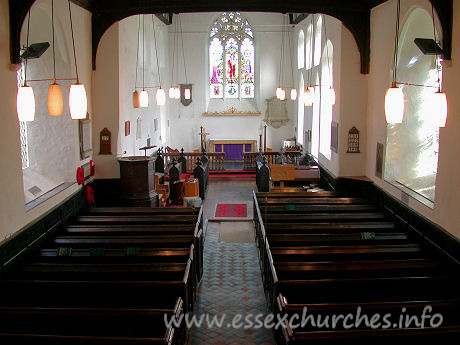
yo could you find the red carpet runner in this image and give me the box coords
[215,203,248,217]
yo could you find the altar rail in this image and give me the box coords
[163,152,225,171]
[243,151,301,170]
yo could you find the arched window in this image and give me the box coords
[311,73,320,158]
[305,23,313,70]
[297,30,305,69]
[384,8,443,203]
[314,15,323,66]
[297,73,305,145]
[209,12,254,99]
[320,40,333,159]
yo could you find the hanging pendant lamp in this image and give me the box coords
[17,10,35,122]
[48,82,63,116]
[152,15,165,106]
[17,85,36,122]
[156,88,166,106]
[139,89,149,107]
[68,0,88,119]
[47,0,63,116]
[385,84,404,124]
[184,87,191,100]
[169,87,176,99]
[385,0,404,124]
[430,4,448,128]
[288,24,297,101]
[433,90,448,127]
[174,87,181,99]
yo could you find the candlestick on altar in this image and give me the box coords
[264,125,267,152]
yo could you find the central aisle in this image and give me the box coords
[188,179,275,344]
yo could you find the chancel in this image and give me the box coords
[2,0,460,344]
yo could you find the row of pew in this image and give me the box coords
[0,206,204,345]
[253,190,460,344]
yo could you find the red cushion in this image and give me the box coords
[164,175,170,182]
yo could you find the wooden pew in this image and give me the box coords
[0,298,184,344]
[253,189,460,343]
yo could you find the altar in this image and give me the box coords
[209,139,257,161]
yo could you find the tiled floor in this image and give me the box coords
[188,179,275,345]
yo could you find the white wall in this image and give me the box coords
[118,15,170,157]
[366,0,460,240]
[92,23,120,178]
[167,12,295,152]
[0,0,91,242]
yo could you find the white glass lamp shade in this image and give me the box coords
[156,88,166,106]
[304,88,313,107]
[69,83,88,119]
[433,91,448,127]
[276,87,283,99]
[184,88,191,100]
[290,88,297,101]
[48,83,63,116]
[384,87,404,124]
[174,87,180,99]
[139,90,149,108]
[328,87,336,105]
[169,87,175,99]
[17,86,35,122]
[279,88,286,101]
[133,91,141,108]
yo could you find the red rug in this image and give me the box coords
[215,204,248,217]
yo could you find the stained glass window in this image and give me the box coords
[240,38,254,98]
[225,38,239,98]
[209,12,255,99]
[209,38,224,98]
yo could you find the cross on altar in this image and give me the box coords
[199,126,210,152]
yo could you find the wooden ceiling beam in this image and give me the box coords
[9,0,453,75]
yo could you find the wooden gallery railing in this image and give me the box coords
[243,151,302,170]
[163,149,225,172]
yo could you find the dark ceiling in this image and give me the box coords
[9,0,452,75]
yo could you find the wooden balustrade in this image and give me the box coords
[243,151,301,170]
[163,151,225,171]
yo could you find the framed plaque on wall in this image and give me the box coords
[79,115,92,160]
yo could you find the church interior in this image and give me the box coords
[1,0,460,344]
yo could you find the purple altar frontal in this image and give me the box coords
[210,139,257,161]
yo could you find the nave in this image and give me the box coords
[1,174,460,344]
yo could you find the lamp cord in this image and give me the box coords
[308,14,314,88]
[288,22,295,89]
[179,14,188,84]
[278,15,284,88]
[392,0,401,87]
[24,9,31,86]
[431,3,441,92]
[152,15,162,87]
[142,15,145,90]
[135,16,140,90]
[51,0,56,82]
[170,16,177,86]
[68,0,79,83]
